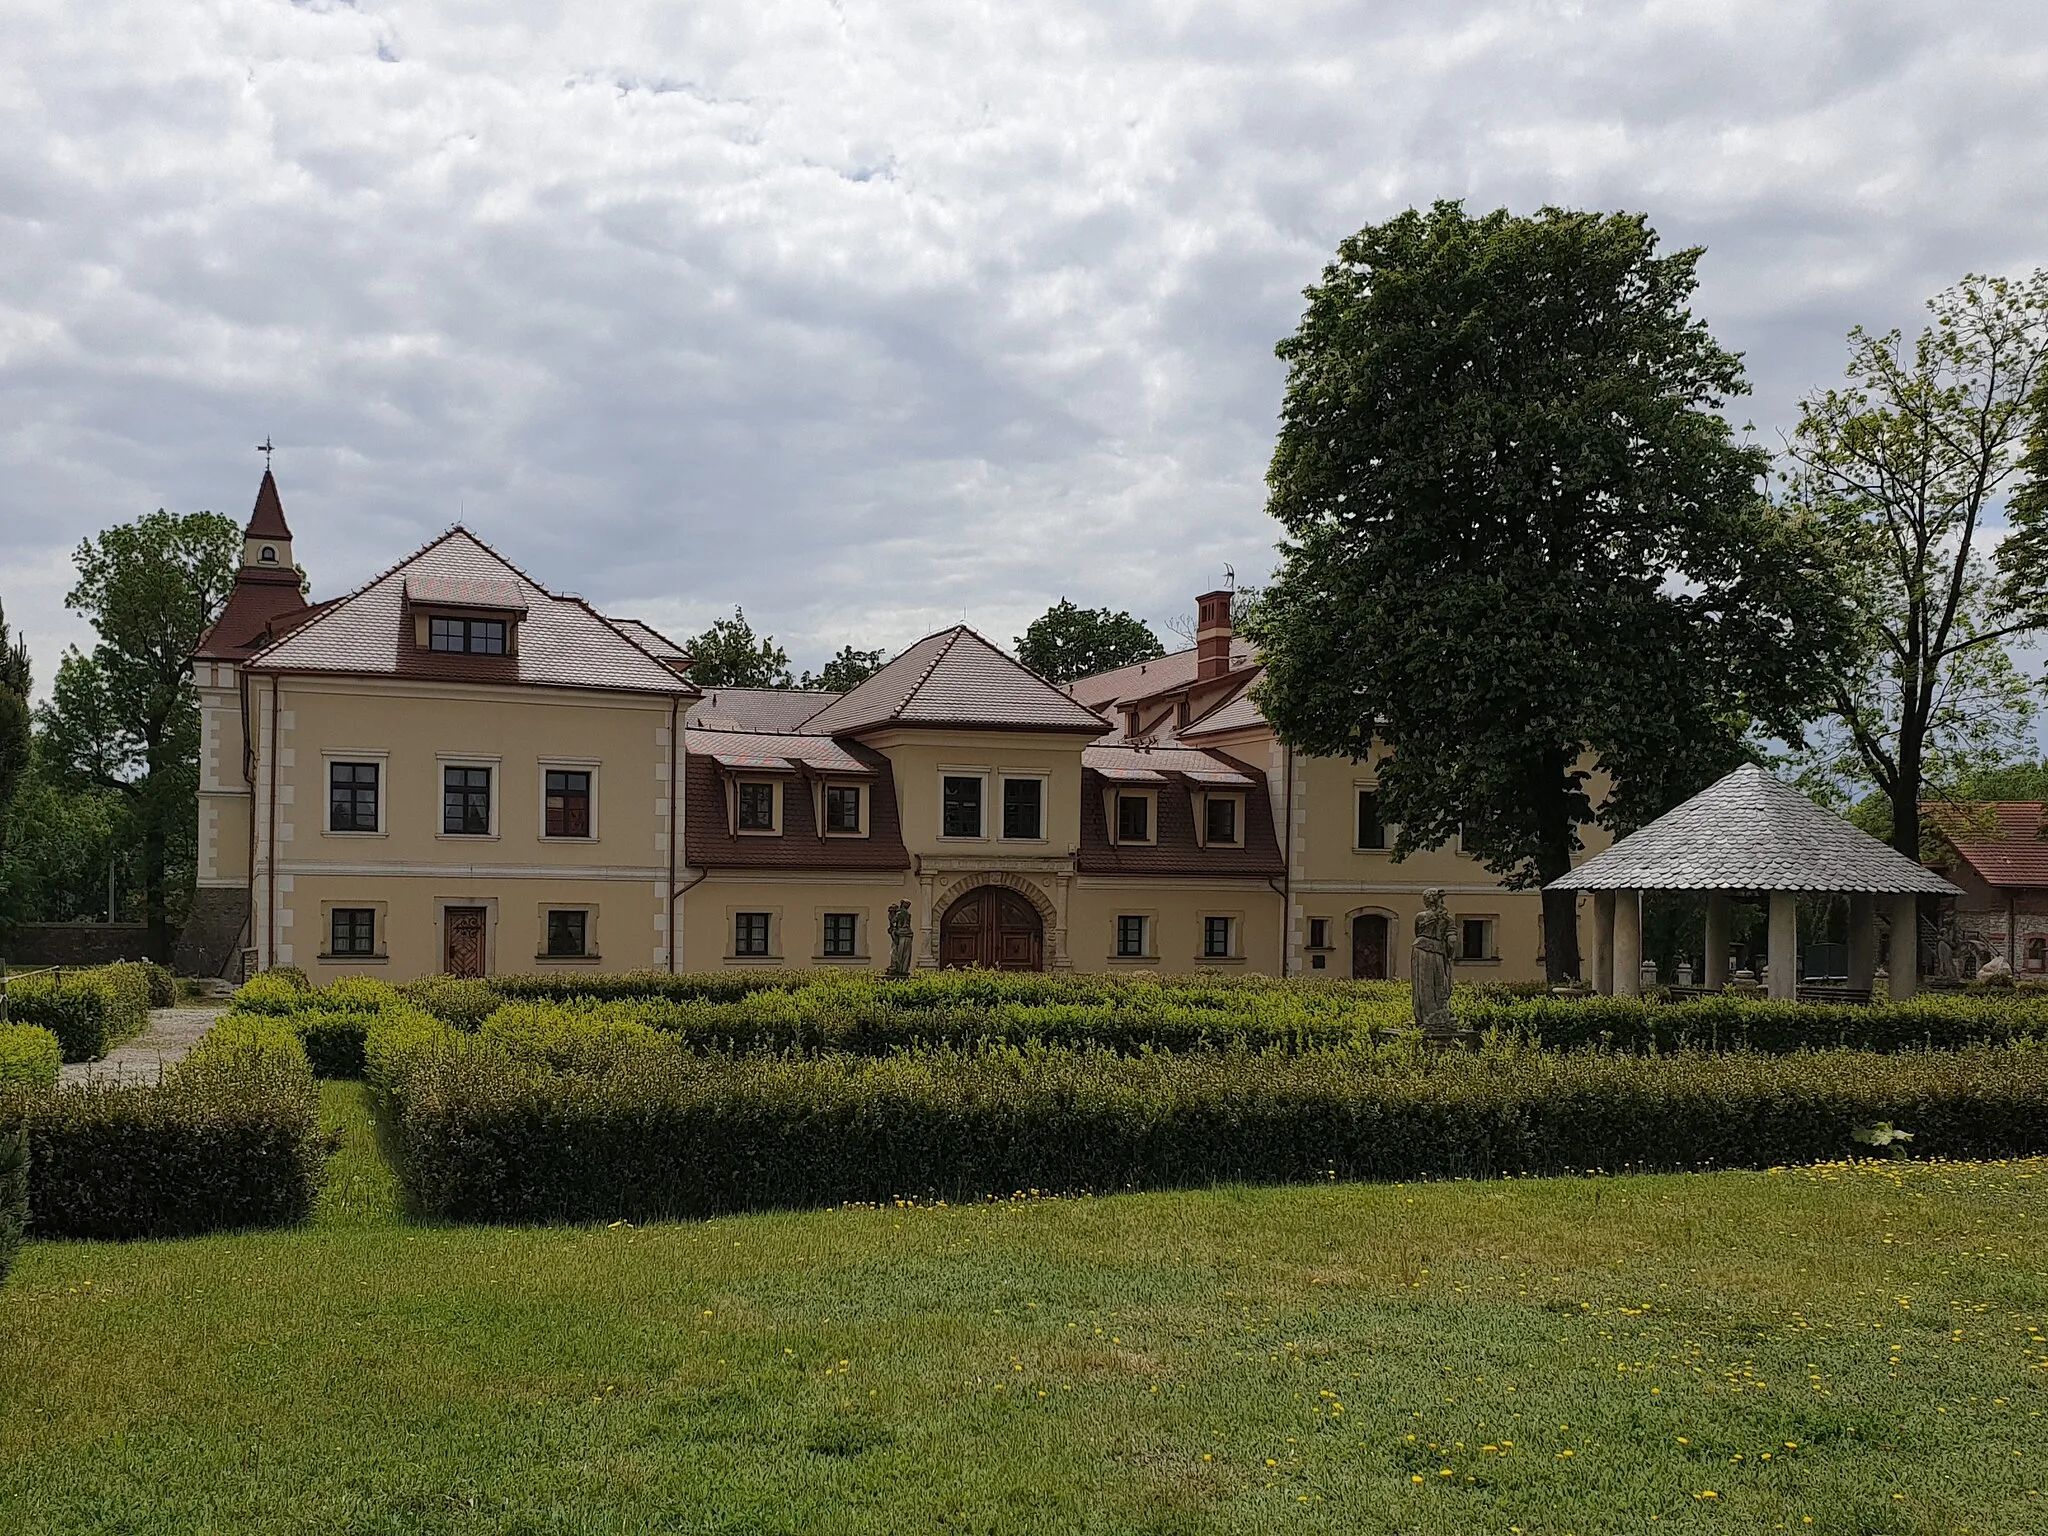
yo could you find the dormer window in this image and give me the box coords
[736,781,778,833]
[429,616,507,654]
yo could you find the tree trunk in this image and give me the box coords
[144,807,169,962]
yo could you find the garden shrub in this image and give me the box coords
[0,1126,25,1288]
[143,962,176,1009]
[1462,992,2048,1054]
[1,1013,324,1240]
[0,1025,62,1091]
[398,976,502,1031]
[387,1036,2048,1223]
[5,963,155,1061]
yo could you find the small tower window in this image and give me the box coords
[260,545,277,562]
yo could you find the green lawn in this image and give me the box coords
[1,1084,2045,1534]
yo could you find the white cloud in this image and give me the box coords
[2,0,2045,690]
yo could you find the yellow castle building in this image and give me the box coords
[181,472,1584,982]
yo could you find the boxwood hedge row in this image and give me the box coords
[0,1014,324,1241]
[0,1126,24,1287]
[0,1025,61,1091]
[376,1023,2048,1223]
[4,962,156,1061]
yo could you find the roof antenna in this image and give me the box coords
[257,436,274,472]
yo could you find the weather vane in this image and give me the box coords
[257,436,274,470]
[1224,563,1236,592]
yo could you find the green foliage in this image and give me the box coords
[142,961,175,1008]
[36,509,241,957]
[1463,991,2048,1054]
[800,645,888,692]
[0,1012,321,1240]
[683,607,794,689]
[389,1038,2048,1224]
[1786,270,2048,859]
[1014,599,1164,683]
[396,975,503,1030]
[5,962,154,1061]
[0,735,124,928]
[1252,203,1854,982]
[0,599,30,946]
[0,1124,23,1288]
[0,1025,61,1091]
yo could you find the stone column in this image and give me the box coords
[1767,891,1799,1000]
[1847,892,1877,994]
[1703,892,1730,990]
[1612,889,1641,999]
[1889,891,1920,1000]
[1591,890,1616,995]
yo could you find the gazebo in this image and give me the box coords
[1547,765,1960,1001]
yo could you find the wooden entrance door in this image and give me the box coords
[1352,913,1390,980]
[444,906,488,978]
[940,886,1044,971]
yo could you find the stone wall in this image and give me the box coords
[173,888,252,979]
[2,923,152,968]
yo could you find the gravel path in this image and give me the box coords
[58,1006,226,1087]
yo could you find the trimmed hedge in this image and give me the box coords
[0,1126,24,1287]
[5,962,155,1062]
[386,1038,2048,1223]
[0,1014,324,1240]
[0,1025,62,1091]
[1466,992,2048,1054]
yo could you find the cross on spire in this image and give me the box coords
[257,436,274,470]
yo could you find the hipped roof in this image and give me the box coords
[1926,801,2048,889]
[1548,765,1959,895]
[800,626,1108,736]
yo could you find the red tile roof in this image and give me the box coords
[1064,640,1258,713]
[1926,802,2048,888]
[245,470,292,540]
[688,688,841,733]
[1179,678,1270,739]
[193,566,314,660]
[682,748,910,871]
[684,729,877,776]
[1078,751,1284,877]
[403,575,528,613]
[241,528,696,697]
[801,627,1108,736]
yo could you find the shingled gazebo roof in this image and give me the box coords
[1548,765,1959,895]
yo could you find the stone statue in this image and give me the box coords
[884,900,914,978]
[1412,888,1464,1045]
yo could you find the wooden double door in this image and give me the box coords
[444,906,488,978]
[940,885,1045,971]
[1352,913,1390,980]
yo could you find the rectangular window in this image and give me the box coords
[1205,796,1238,845]
[1357,790,1386,850]
[1117,794,1151,843]
[734,912,770,957]
[1308,917,1329,950]
[1002,778,1043,840]
[1203,916,1233,959]
[330,907,375,956]
[546,910,588,957]
[942,775,983,838]
[545,770,591,838]
[427,616,508,654]
[736,782,777,831]
[1116,915,1147,957]
[824,784,862,833]
[1461,919,1495,962]
[822,913,858,957]
[328,761,379,832]
[442,766,492,835]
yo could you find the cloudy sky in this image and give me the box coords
[3,0,2045,693]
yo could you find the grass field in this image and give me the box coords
[1,1083,2045,1534]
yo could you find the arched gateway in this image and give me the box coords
[940,885,1045,971]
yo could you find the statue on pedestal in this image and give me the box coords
[1412,888,1467,1045]
[884,900,914,978]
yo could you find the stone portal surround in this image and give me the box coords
[917,858,1074,970]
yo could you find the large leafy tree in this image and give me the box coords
[39,510,240,958]
[801,645,887,692]
[1016,600,1164,683]
[0,600,28,867]
[1251,203,1853,981]
[683,608,795,690]
[1785,272,2048,861]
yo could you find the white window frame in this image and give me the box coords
[537,903,601,964]
[731,778,784,837]
[1109,787,1159,847]
[1197,911,1244,964]
[816,908,866,962]
[1455,914,1501,965]
[1353,780,1390,853]
[436,753,501,840]
[1196,791,1245,848]
[1110,911,1159,965]
[538,758,601,842]
[998,773,1050,843]
[938,768,990,842]
[727,906,782,963]
[821,781,868,838]
[322,749,389,838]
[318,900,389,963]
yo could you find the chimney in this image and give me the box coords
[1195,589,1232,681]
